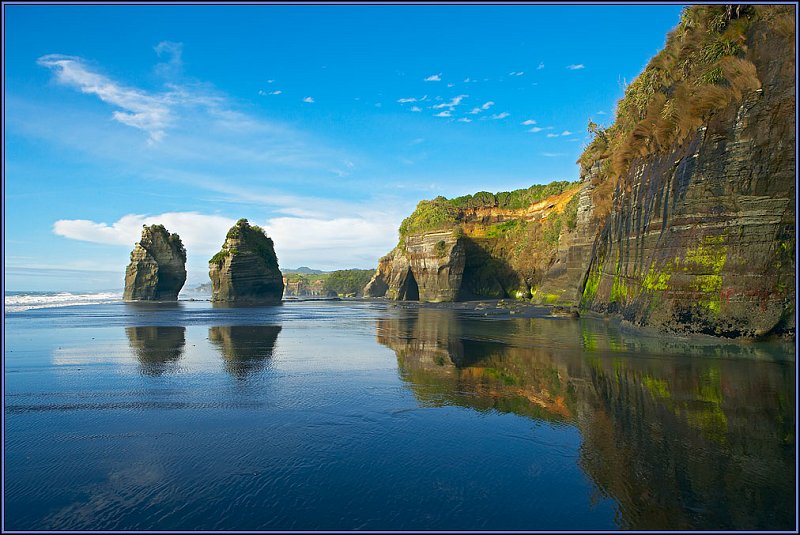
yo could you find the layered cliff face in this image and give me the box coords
[209,219,284,304]
[364,182,581,302]
[574,6,795,337]
[368,6,794,339]
[123,224,187,301]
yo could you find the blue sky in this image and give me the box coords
[5,3,684,291]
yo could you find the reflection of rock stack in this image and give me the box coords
[125,326,186,376]
[208,325,282,379]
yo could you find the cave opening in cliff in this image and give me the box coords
[401,269,420,301]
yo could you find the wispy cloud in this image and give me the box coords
[528,127,543,133]
[434,111,452,118]
[491,112,510,120]
[424,73,442,82]
[508,71,525,76]
[566,64,585,70]
[432,94,468,110]
[596,111,606,115]
[546,133,559,138]
[410,106,422,112]
[463,77,472,83]
[469,101,495,115]
[537,62,545,70]
[561,130,572,136]
[397,97,417,103]
[38,54,173,143]
[457,117,472,123]
[302,96,315,103]
[521,119,537,125]
[269,90,282,95]
[154,41,183,78]
[541,152,566,157]
[447,83,455,88]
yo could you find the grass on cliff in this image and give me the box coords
[210,219,279,270]
[579,5,793,222]
[399,180,577,238]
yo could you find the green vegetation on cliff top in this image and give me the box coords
[399,180,578,238]
[210,219,280,270]
[580,4,793,220]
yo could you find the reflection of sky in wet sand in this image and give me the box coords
[5,302,795,531]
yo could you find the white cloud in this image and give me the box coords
[424,73,442,82]
[561,130,572,136]
[410,106,422,112]
[432,94,468,110]
[463,77,471,83]
[537,62,545,70]
[53,212,236,255]
[434,111,452,117]
[547,133,559,138]
[481,101,495,110]
[153,41,183,78]
[596,111,606,115]
[509,71,524,76]
[567,64,585,70]
[38,54,172,143]
[447,83,454,88]
[397,97,417,103]
[267,79,275,83]
[541,152,566,157]
[52,210,402,274]
[522,119,537,125]
[269,90,282,95]
[468,108,481,115]
[491,112,510,120]
[302,96,314,103]
[528,127,543,133]
[457,118,472,123]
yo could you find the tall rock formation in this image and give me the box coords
[366,6,795,339]
[209,219,284,304]
[123,224,187,301]
[574,5,795,337]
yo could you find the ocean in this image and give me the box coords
[3,297,795,530]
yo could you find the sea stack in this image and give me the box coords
[209,219,284,304]
[123,224,187,301]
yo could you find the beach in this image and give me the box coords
[4,298,795,530]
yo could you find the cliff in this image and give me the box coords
[209,219,284,304]
[573,5,795,337]
[123,224,187,301]
[367,6,795,339]
[364,182,581,302]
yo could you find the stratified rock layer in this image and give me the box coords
[577,17,795,337]
[123,225,187,301]
[366,12,794,339]
[209,219,284,304]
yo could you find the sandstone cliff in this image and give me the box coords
[123,224,187,301]
[209,219,284,304]
[367,6,795,338]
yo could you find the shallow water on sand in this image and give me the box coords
[4,300,795,530]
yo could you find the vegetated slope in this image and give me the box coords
[367,5,795,339]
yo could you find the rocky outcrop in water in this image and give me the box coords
[209,219,284,304]
[123,224,187,301]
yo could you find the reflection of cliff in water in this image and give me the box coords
[376,309,795,530]
[208,325,282,379]
[125,326,186,376]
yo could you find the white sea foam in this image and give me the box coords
[4,292,123,313]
